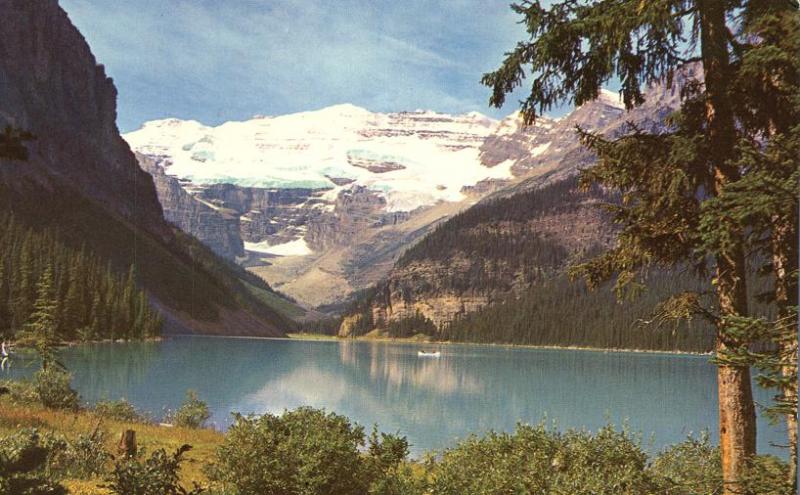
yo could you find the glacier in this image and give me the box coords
[124,104,511,213]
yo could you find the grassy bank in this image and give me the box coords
[0,400,222,494]
[0,378,792,495]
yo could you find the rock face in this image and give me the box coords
[306,186,395,251]
[125,76,684,309]
[480,89,626,182]
[0,0,165,235]
[0,0,290,337]
[136,154,245,259]
[196,184,323,244]
[353,80,688,329]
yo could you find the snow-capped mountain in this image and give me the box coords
[124,90,649,306]
[125,104,506,213]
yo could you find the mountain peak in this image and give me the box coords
[315,103,372,115]
[596,89,625,109]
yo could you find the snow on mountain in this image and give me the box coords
[124,104,506,212]
[596,88,625,109]
[124,93,652,306]
[245,238,313,256]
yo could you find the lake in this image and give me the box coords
[3,336,786,458]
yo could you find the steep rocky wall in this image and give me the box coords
[0,0,166,236]
[136,154,245,259]
[305,186,395,251]
[0,0,289,337]
[196,184,323,243]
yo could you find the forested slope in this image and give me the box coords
[0,0,295,337]
[333,176,722,352]
[0,211,162,341]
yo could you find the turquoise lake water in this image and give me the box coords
[3,336,786,458]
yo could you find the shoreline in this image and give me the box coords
[293,333,714,357]
[171,332,712,358]
[54,332,713,357]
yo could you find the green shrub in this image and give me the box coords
[365,428,423,495]
[33,369,78,411]
[0,379,40,406]
[649,434,722,494]
[741,456,794,495]
[0,428,67,495]
[94,399,143,422]
[171,390,210,429]
[428,423,658,495]
[61,429,112,479]
[210,407,371,495]
[104,445,203,495]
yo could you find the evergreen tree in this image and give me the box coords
[13,233,36,330]
[482,1,797,490]
[22,266,60,370]
[699,4,800,484]
[0,211,162,344]
[0,260,9,338]
[89,291,105,342]
[60,266,83,340]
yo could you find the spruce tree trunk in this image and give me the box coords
[770,217,798,491]
[697,1,757,492]
[716,352,757,492]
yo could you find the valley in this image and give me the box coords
[123,87,648,312]
[0,0,795,493]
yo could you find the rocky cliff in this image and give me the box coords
[345,78,690,331]
[0,0,293,336]
[0,0,166,235]
[197,183,323,245]
[136,153,245,260]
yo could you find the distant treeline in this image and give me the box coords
[440,272,715,352]
[310,176,773,353]
[0,182,296,332]
[0,212,162,341]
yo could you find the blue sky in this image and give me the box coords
[60,0,551,132]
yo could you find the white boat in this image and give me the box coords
[417,350,441,358]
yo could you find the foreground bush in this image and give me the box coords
[60,429,111,480]
[649,434,721,494]
[740,456,794,495]
[0,378,40,406]
[94,399,144,422]
[104,445,203,495]
[365,427,424,495]
[428,423,657,494]
[172,390,210,429]
[210,407,406,495]
[33,369,78,411]
[0,429,67,495]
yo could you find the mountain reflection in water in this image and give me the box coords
[3,336,784,458]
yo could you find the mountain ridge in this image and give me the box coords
[0,0,295,337]
[125,94,630,306]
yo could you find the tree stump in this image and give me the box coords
[118,429,137,457]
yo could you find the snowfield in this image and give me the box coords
[245,239,313,256]
[124,104,513,212]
